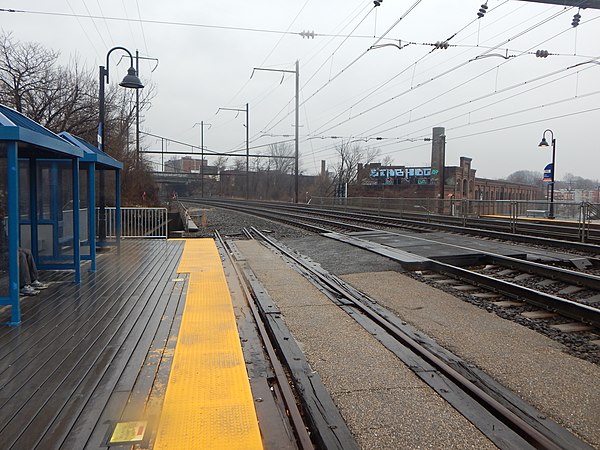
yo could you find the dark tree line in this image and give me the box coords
[504,170,598,190]
[0,32,158,205]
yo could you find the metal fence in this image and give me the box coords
[105,207,168,239]
[310,197,599,241]
[311,197,599,221]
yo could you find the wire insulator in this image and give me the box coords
[477,2,488,19]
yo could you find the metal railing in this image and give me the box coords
[105,207,168,239]
[310,197,599,242]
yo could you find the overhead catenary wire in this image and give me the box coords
[0,7,410,40]
[64,0,102,60]
[311,6,578,139]
[94,0,115,47]
[135,0,150,56]
[261,0,510,139]
[349,14,600,142]
[251,1,376,142]
[359,58,600,140]
[258,0,425,139]
[79,0,109,49]
[120,0,139,51]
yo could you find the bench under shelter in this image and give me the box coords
[0,104,122,325]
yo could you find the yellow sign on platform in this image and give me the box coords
[109,421,147,444]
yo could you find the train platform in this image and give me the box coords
[0,239,262,449]
[0,235,598,449]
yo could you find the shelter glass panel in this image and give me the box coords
[36,160,75,261]
[97,170,117,239]
[19,160,32,250]
[59,161,74,258]
[79,167,89,253]
[0,145,7,297]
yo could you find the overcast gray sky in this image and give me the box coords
[2,0,600,181]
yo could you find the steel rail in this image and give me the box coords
[485,254,600,289]
[429,260,600,328]
[250,227,581,450]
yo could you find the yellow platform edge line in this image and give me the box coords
[154,239,263,450]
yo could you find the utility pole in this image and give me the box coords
[251,61,300,203]
[295,60,299,204]
[193,121,212,198]
[136,51,140,166]
[246,102,249,200]
[431,127,446,213]
[217,105,250,199]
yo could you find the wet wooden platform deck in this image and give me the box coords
[0,239,186,449]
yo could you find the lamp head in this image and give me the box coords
[119,67,144,89]
[538,137,549,147]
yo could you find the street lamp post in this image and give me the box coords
[538,129,556,219]
[97,46,144,241]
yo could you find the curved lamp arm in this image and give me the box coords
[104,46,135,84]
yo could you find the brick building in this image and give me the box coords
[356,156,540,200]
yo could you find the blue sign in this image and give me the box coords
[543,163,553,181]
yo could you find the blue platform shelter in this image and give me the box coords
[59,132,123,272]
[0,104,83,326]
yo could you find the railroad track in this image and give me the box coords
[185,199,600,324]
[216,231,359,450]
[242,227,594,450]
[188,198,600,252]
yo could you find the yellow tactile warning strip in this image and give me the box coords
[153,239,263,450]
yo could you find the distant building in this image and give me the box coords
[169,156,204,172]
[356,156,540,201]
[168,156,217,175]
[554,189,600,203]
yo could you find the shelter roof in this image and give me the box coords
[0,104,83,158]
[59,132,123,170]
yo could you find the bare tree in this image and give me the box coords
[332,140,380,185]
[213,156,229,173]
[505,170,543,186]
[0,32,59,113]
[0,32,159,205]
[231,156,246,171]
[267,142,294,174]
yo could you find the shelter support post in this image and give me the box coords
[29,158,39,260]
[88,163,96,272]
[7,142,20,326]
[116,169,121,252]
[72,158,81,284]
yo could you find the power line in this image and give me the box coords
[312,6,581,138]
[0,7,409,40]
[253,2,376,141]
[447,105,600,141]
[79,0,109,49]
[260,0,425,137]
[362,59,599,139]
[94,0,115,46]
[261,0,510,139]
[64,0,101,59]
[120,0,139,51]
[135,0,150,55]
